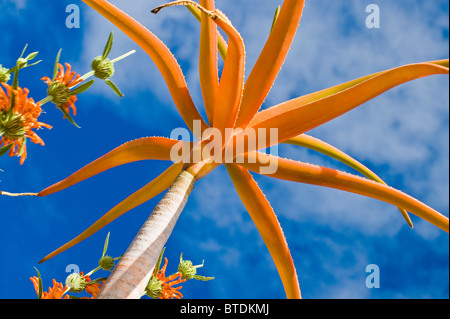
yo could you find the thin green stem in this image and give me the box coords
[86,266,102,277]
[79,50,135,83]
[110,50,136,64]
[79,70,95,82]
[37,95,53,106]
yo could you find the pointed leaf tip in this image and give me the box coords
[102,31,114,59]
[0,144,13,157]
[69,79,95,95]
[58,106,81,128]
[52,49,62,81]
[105,79,124,97]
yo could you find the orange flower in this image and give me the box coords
[0,83,52,164]
[81,272,104,299]
[41,62,83,117]
[154,257,186,299]
[84,281,103,299]
[30,277,70,299]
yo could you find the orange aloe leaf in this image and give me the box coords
[235,0,306,129]
[210,9,245,133]
[185,4,228,60]
[253,59,448,128]
[151,1,242,132]
[225,164,301,299]
[81,0,208,135]
[284,134,413,228]
[246,60,449,149]
[198,0,219,124]
[39,162,184,263]
[240,152,449,233]
[39,137,182,196]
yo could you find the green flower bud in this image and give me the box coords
[91,56,115,80]
[0,65,10,83]
[0,112,25,140]
[145,276,163,299]
[178,258,197,280]
[65,273,87,293]
[16,58,27,68]
[98,255,115,271]
[47,81,71,105]
[178,253,214,281]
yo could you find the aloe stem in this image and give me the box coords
[96,170,195,299]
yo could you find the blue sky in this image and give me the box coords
[0,0,448,299]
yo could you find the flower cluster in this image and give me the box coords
[30,272,103,299]
[145,248,214,299]
[30,232,118,299]
[0,47,49,164]
[30,277,69,299]
[0,32,133,164]
[41,62,84,118]
[0,83,51,164]
[146,257,186,299]
[30,233,213,299]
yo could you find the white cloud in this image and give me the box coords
[1,0,27,10]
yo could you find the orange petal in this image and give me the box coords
[240,152,449,233]
[39,163,183,263]
[285,134,413,228]
[39,137,182,196]
[235,0,306,129]
[247,61,449,149]
[211,10,245,133]
[198,0,219,125]
[82,0,208,135]
[226,164,301,299]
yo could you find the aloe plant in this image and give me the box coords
[3,0,448,299]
